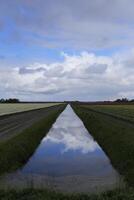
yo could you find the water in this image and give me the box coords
[0,105,123,193]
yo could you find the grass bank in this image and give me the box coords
[72,104,134,186]
[0,188,134,200]
[0,104,66,175]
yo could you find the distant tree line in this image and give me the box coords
[114,98,134,103]
[0,98,20,103]
[71,98,134,105]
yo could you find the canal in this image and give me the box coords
[0,105,122,193]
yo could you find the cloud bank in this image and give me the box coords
[0,50,134,101]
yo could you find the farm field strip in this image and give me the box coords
[0,104,64,142]
[0,103,62,116]
[82,105,134,123]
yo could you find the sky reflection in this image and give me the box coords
[42,105,100,154]
[21,105,113,177]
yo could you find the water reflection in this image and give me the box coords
[22,106,105,176]
[41,107,100,154]
[0,105,123,193]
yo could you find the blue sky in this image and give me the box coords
[0,0,134,101]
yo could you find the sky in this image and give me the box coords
[0,0,134,101]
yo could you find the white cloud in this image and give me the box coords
[0,50,134,101]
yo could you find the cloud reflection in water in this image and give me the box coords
[42,105,100,154]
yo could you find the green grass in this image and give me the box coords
[0,188,134,200]
[72,104,134,186]
[82,105,134,123]
[0,104,66,175]
[0,103,62,116]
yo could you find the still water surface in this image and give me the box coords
[0,105,122,193]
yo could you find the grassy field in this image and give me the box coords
[82,104,134,123]
[0,103,62,116]
[72,104,134,187]
[0,104,66,175]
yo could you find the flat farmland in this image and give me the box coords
[0,103,61,116]
[0,104,64,142]
[82,104,134,123]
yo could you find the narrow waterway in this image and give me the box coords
[0,105,123,193]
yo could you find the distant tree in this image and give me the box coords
[130,99,134,102]
[0,98,5,103]
[115,98,129,102]
[0,98,20,103]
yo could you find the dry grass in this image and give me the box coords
[0,103,62,116]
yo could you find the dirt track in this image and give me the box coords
[0,104,64,142]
